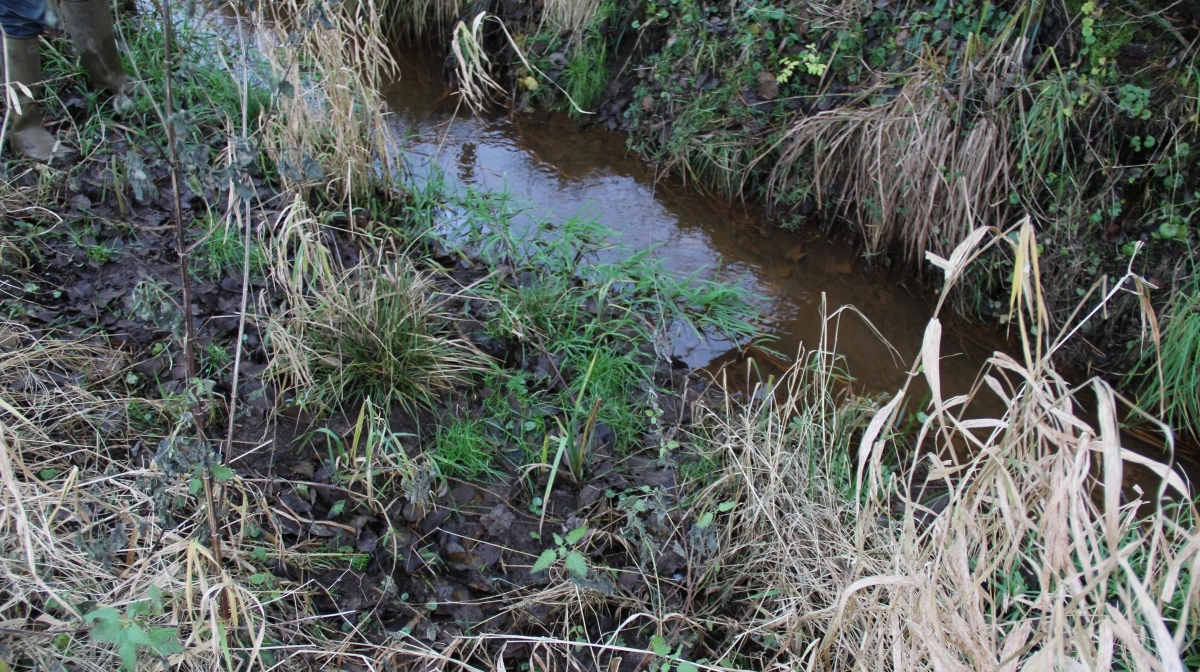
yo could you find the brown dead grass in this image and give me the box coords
[253,0,398,201]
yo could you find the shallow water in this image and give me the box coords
[382,58,1009,408]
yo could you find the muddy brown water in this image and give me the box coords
[383,59,1002,411]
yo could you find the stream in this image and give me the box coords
[383,56,1002,408]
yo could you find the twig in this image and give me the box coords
[154,0,224,585]
[223,4,254,465]
[158,1,200,398]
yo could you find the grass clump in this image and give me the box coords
[1129,277,1200,440]
[433,415,502,479]
[269,260,489,414]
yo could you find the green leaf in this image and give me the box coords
[117,640,138,671]
[329,500,346,517]
[650,634,670,656]
[188,478,202,495]
[677,662,700,672]
[564,551,588,579]
[695,512,714,529]
[38,468,58,480]
[85,607,123,643]
[564,525,589,545]
[147,627,183,654]
[717,501,737,512]
[126,600,150,618]
[211,465,235,481]
[122,624,154,648]
[531,549,559,574]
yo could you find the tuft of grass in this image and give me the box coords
[433,415,503,479]
[562,38,608,118]
[1130,277,1200,439]
[564,343,649,453]
[190,216,265,282]
[270,259,489,415]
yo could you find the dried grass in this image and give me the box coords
[760,37,1024,263]
[543,0,601,35]
[253,0,398,201]
[691,225,1198,671]
[382,0,466,41]
[0,324,294,670]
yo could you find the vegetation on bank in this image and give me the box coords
[407,0,1200,441]
[0,2,1196,672]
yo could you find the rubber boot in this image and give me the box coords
[59,0,133,112]
[3,36,57,162]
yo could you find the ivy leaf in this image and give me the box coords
[211,465,235,482]
[531,549,558,574]
[563,551,588,579]
[301,155,325,181]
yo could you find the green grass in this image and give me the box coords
[433,415,503,479]
[37,8,271,168]
[563,39,608,117]
[563,343,650,453]
[190,218,266,282]
[1130,280,1200,439]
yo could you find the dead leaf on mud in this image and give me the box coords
[480,504,515,536]
[756,71,779,100]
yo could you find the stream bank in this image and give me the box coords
[402,0,1200,441]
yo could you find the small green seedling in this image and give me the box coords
[85,589,183,671]
[650,633,702,672]
[531,523,590,579]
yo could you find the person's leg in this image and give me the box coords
[1,0,58,161]
[58,0,131,99]
[0,0,55,39]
